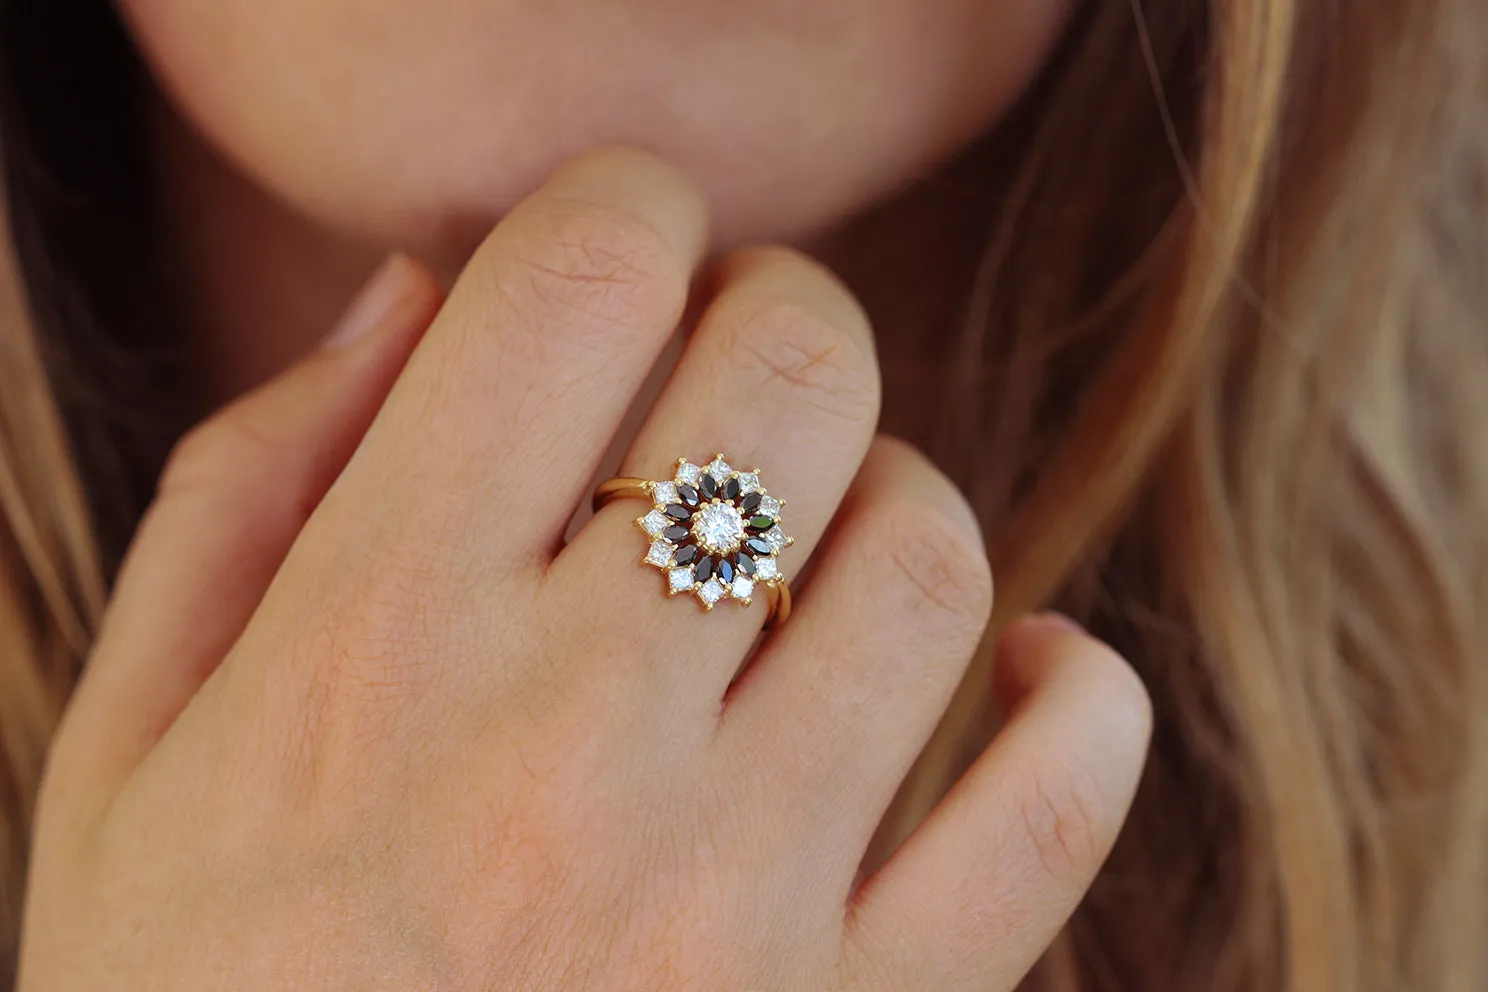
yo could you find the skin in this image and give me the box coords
[20,2,1152,987]
[121,0,1070,258]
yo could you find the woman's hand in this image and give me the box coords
[19,147,1150,990]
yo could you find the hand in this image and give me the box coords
[19,147,1151,990]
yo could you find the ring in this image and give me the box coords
[593,453,793,624]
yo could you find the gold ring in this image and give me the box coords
[594,453,793,626]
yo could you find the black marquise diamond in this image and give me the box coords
[677,483,701,507]
[694,556,715,583]
[735,553,757,576]
[740,492,763,514]
[722,478,742,501]
[746,515,774,533]
[664,503,692,521]
[700,475,718,499]
[717,559,735,584]
[672,544,699,566]
[745,537,772,556]
[662,525,690,543]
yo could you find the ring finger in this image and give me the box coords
[550,245,881,702]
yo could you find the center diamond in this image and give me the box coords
[692,501,745,554]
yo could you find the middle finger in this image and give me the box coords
[551,245,881,704]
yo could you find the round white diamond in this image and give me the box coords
[652,481,679,506]
[698,578,727,606]
[758,495,781,518]
[732,576,754,600]
[668,567,695,593]
[706,457,733,483]
[645,540,674,567]
[736,472,761,494]
[675,461,703,487]
[641,509,670,537]
[692,501,745,554]
[763,526,789,552]
[754,557,778,581]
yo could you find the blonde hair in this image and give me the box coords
[2,0,1485,989]
[0,191,104,975]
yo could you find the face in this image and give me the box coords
[121,0,1068,258]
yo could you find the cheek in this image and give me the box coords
[121,0,1070,256]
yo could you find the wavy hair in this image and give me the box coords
[1,0,1484,988]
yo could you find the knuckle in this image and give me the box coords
[155,409,324,531]
[160,414,274,495]
[718,296,879,425]
[1013,765,1106,888]
[877,506,993,626]
[502,198,687,328]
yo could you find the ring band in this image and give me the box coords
[594,454,793,626]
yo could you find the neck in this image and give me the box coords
[147,92,386,411]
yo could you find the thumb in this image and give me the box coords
[42,254,444,822]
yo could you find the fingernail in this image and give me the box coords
[1030,611,1085,635]
[323,254,420,349]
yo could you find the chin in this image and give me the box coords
[122,0,1069,263]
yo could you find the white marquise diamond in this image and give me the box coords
[698,578,727,606]
[645,540,674,567]
[693,501,745,554]
[652,481,679,506]
[754,557,778,581]
[706,457,733,483]
[763,526,789,553]
[669,567,696,593]
[732,576,754,600]
[641,509,670,537]
[676,461,703,487]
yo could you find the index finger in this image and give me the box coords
[311,146,708,579]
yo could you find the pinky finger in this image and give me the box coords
[837,614,1152,992]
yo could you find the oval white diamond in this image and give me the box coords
[754,557,778,581]
[641,509,670,536]
[669,567,695,593]
[652,481,679,507]
[732,576,754,600]
[676,461,703,487]
[698,577,727,606]
[692,501,745,553]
